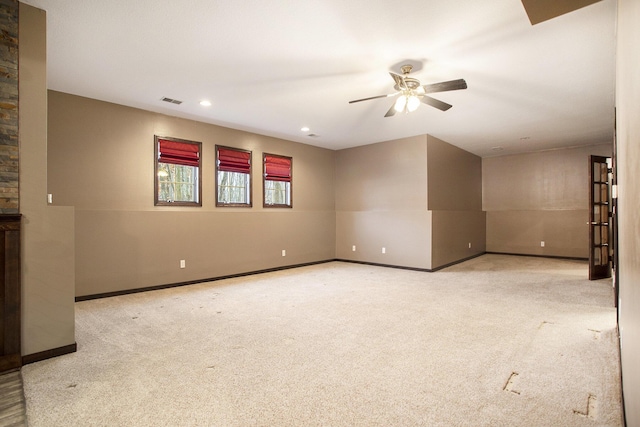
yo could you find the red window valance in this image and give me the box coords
[218,147,251,173]
[158,139,200,167]
[264,154,291,182]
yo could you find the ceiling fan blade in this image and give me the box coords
[384,103,398,117]
[420,95,452,111]
[389,72,404,88]
[422,79,467,94]
[348,93,397,104]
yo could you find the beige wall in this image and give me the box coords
[616,0,640,424]
[431,211,485,268]
[427,135,482,211]
[335,136,428,212]
[335,136,431,268]
[47,91,335,297]
[427,136,485,268]
[483,144,611,258]
[19,4,76,356]
[336,210,432,268]
[335,135,484,270]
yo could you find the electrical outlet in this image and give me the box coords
[282,249,286,257]
[180,260,185,269]
[382,247,386,254]
[47,193,53,204]
[468,242,472,249]
[541,241,545,247]
[352,245,356,252]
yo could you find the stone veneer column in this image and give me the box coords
[0,0,18,213]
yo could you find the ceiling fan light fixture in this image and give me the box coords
[407,95,420,112]
[394,95,407,112]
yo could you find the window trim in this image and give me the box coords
[263,152,292,208]
[215,145,253,207]
[154,135,202,207]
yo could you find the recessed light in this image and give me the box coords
[200,100,212,107]
[300,127,310,132]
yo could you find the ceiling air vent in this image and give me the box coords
[160,97,183,105]
[307,133,319,138]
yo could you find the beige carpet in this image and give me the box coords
[22,255,623,426]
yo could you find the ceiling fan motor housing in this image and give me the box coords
[402,77,420,90]
[394,65,421,91]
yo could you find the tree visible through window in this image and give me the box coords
[263,153,292,208]
[216,146,252,207]
[155,136,202,206]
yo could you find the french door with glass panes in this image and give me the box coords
[589,155,612,280]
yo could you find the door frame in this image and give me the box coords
[588,155,612,281]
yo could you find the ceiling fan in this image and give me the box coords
[349,65,467,117]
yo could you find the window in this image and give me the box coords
[155,136,202,206]
[263,153,292,208]
[216,145,252,207]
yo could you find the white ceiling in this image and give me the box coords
[21,0,616,157]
